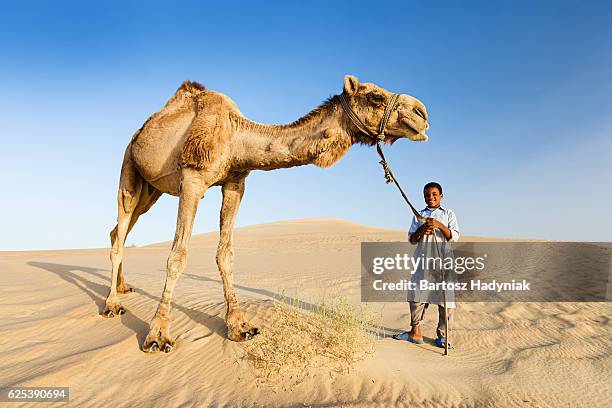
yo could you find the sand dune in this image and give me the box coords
[1,218,610,407]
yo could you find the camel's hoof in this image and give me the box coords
[244,327,260,340]
[228,324,260,342]
[143,341,159,353]
[142,337,175,354]
[102,303,125,318]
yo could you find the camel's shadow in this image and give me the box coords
[27,262,226,343]
[27,261,412,345]
[182,272,408,338]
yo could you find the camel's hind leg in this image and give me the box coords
[142,168,207,353]
[104,148,144,317]
[109,182,162,294]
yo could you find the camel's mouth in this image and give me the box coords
[401,118,427,134]
[403,118,428,142]
[384,119,428,144]
[409,132,428,142]
[385,132,428,145]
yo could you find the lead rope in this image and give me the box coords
[375,142,426,222]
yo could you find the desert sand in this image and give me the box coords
[1,218,610,407]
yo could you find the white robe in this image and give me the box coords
[407,206,461,308]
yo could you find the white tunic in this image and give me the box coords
[408,206,461,307]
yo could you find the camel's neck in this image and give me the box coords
[228,96,356,170]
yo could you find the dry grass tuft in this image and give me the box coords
[242,293,382,387]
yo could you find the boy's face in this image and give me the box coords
[424,187,443,208]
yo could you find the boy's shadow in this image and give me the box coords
[27,262,226,343]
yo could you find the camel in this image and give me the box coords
[105,75,429,353]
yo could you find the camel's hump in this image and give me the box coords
[153,80,207,113]
[176,80,205,94]
[129,80,206,144]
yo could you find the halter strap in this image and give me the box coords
[379,93,400,137]
[338,93,374,138]
[338,92,400,141]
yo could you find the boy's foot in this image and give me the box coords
[409,324,424,343]
[434,336,453,349]
[392,331,424,344]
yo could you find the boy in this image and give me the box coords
[393,182,460,348]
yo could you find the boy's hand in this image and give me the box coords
[423,218,436,235]
[412,218,452,242]
[424,218,436,234]
[430,218,446,229]
[424,218,446,234]
[424,217,453,241]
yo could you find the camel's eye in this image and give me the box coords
[368,92,386,104]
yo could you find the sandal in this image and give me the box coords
[392,331,424,344]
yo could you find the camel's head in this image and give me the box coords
[341,75,429,145]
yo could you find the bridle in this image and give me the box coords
[338,92,426,222]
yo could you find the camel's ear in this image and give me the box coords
[343,75,360,96]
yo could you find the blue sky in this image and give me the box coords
[1,0,611,250]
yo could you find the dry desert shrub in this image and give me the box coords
[242,293,382,387]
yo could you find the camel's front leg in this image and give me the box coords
[217,175,259,341]
[142,170,206,353]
